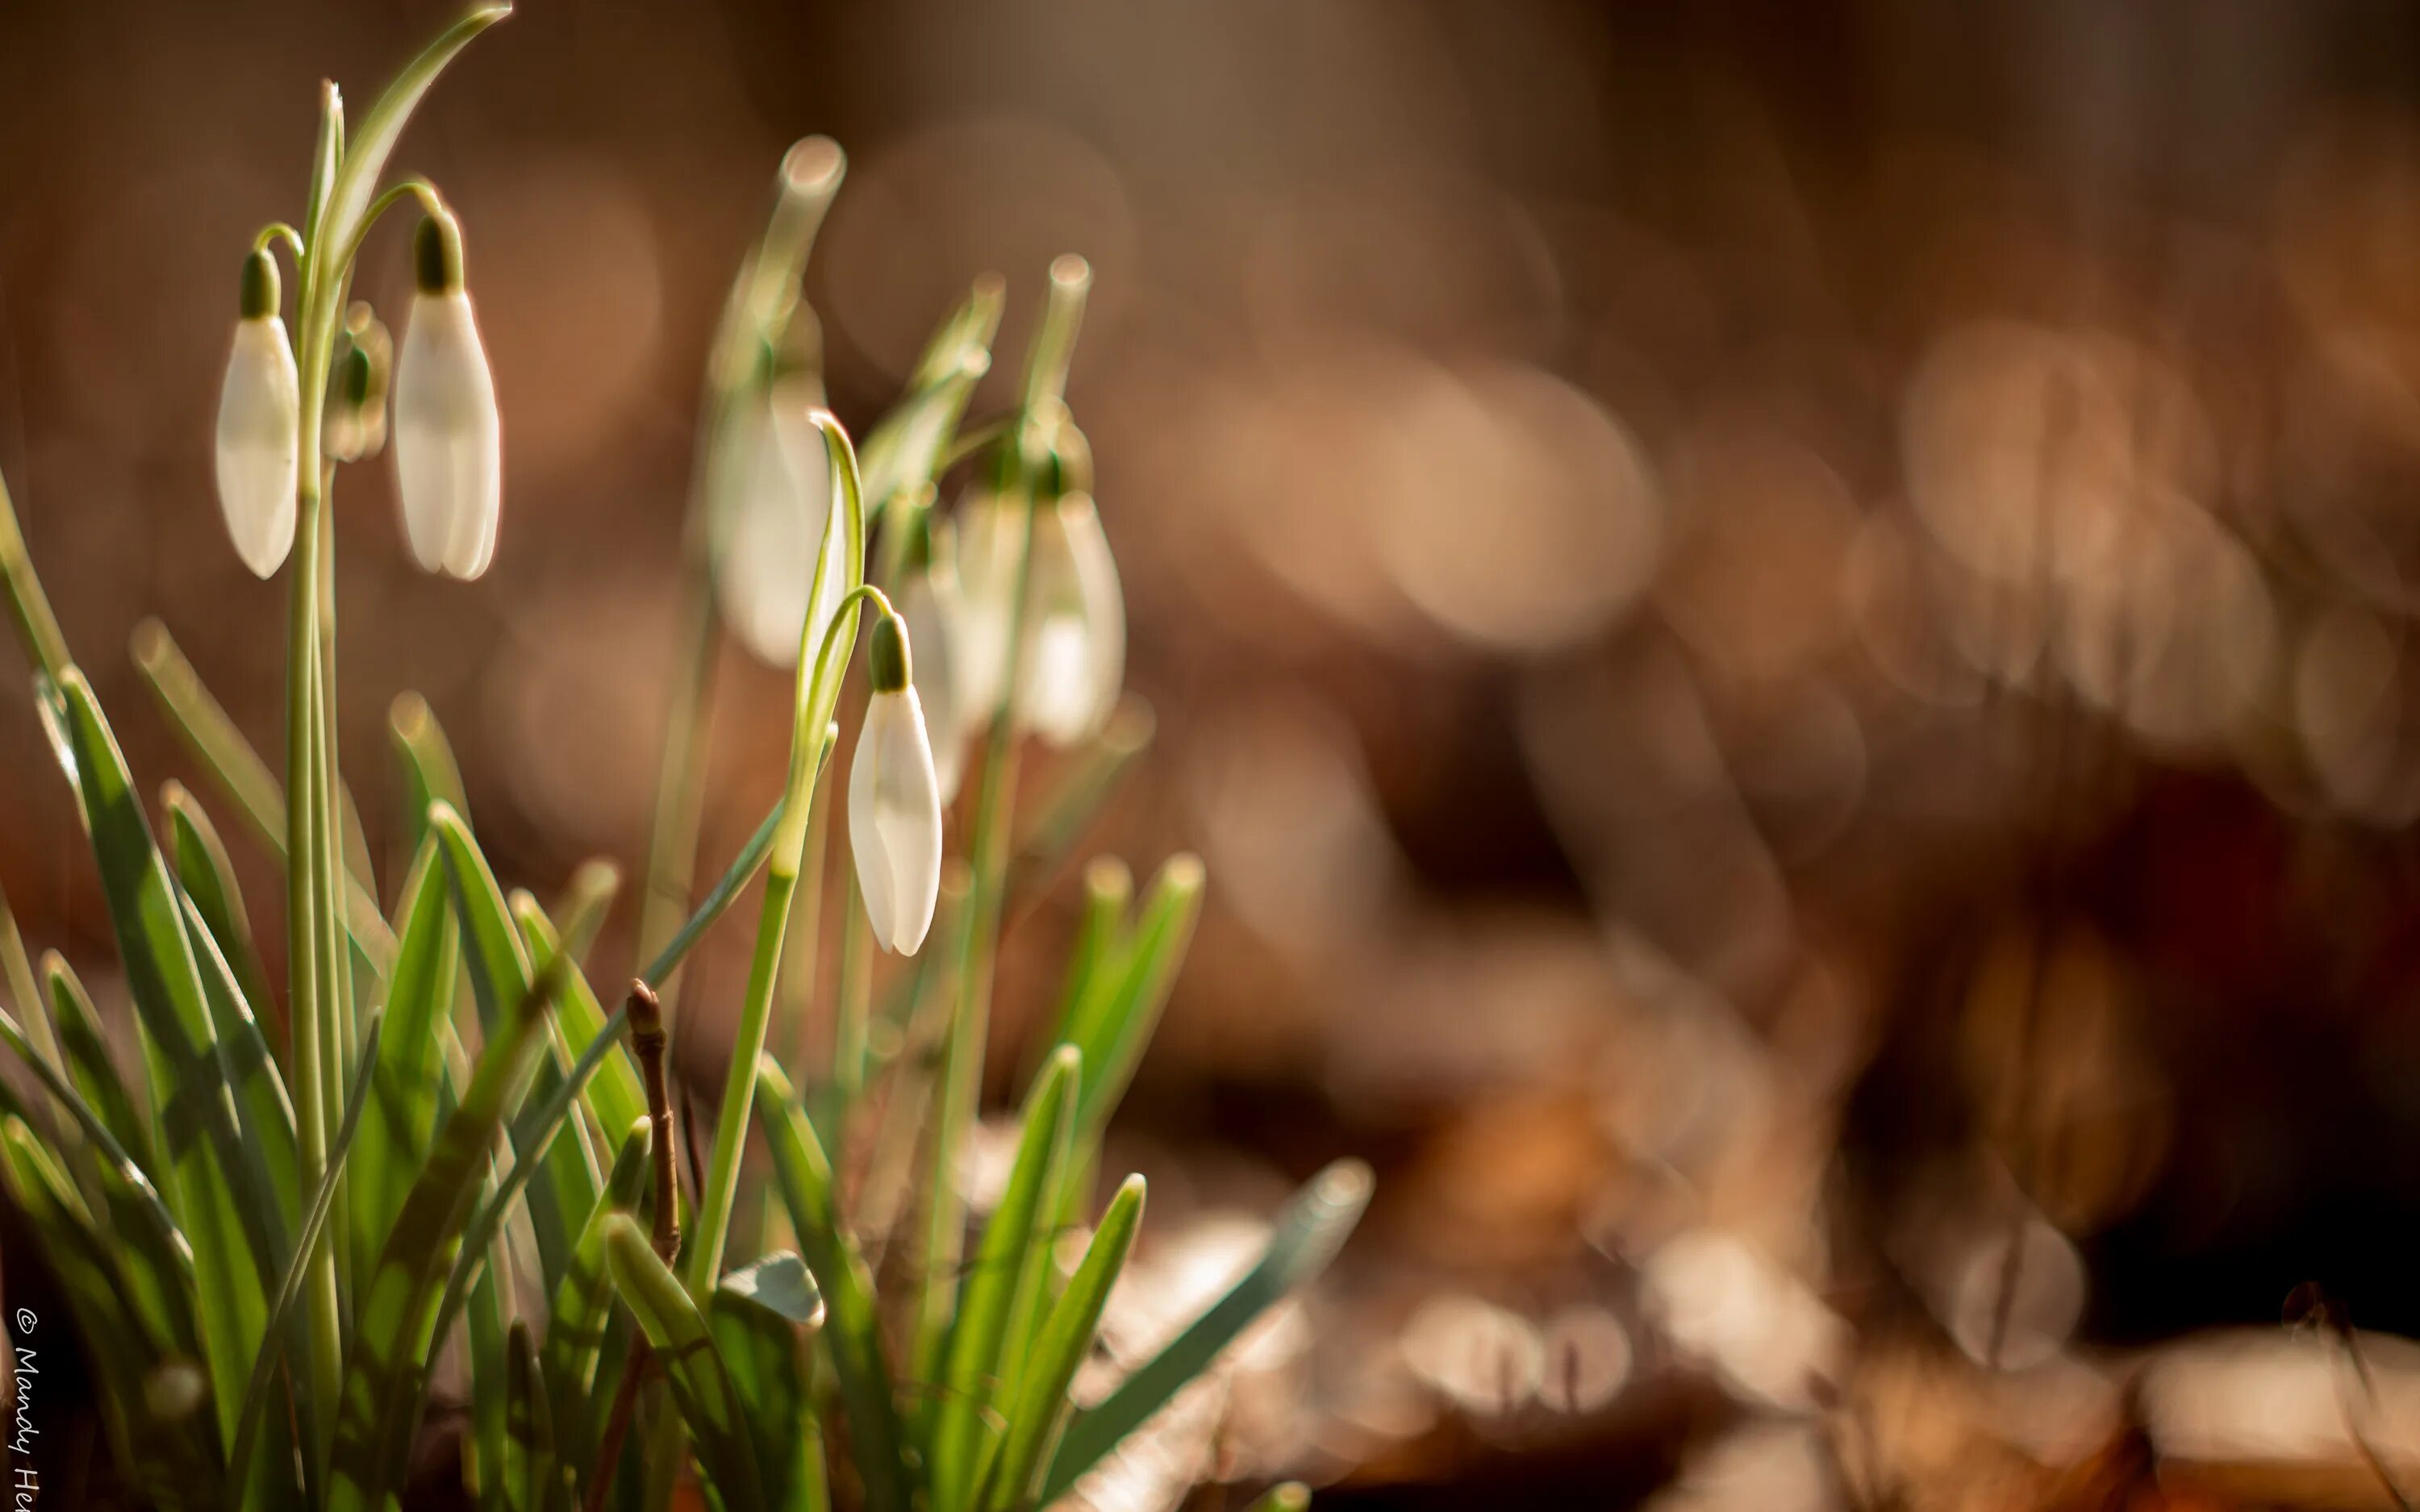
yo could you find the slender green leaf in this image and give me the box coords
[756,1060,910,1512]
[1246,1483,1311,1512]
[1041,1161,1371,1502]
[319,4,511,269]
[353,832,459,1268]
[601,1214,767,1512]
[434,805,599,1286]
[1059,855,1204,1138]
[513,893,645,1159]
[327,955,567,1512]
[180,889,303,1237]
[467,1243,512,1512]
[44,953,162,1187]
[56,666,277,1451]
[504,1320,556,1512]
[550,857,621,967]
[711,1254,825,1512]
[164,782,279,1053]
[227,1013,385,1504]
[930,1048,1079,1512]
[0,1004,185,1258]
[389,689,469,868]
[541,1117,653,1474]
[979,1176,1146,1512]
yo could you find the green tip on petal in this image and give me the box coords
[869,608,912,694]
[239,248,281,320]
[414,210,465,294]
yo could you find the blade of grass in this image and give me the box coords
[351,832,459,1272]
[551,857,622,968]
[601,1214,768,1512]
[928,1047,1079,1512]
[504,1320,556,1512]
[542,1118,653,1478]
[1056,856,1204,1139]
[435,805,601,1287]
[710,1254,826,1512]
[514,895,646,1158]
[44,953,164,1189]
[757,1060,910,1512]
[165,783,282,1056]
[327,954,569,1512]
[227,1012,384,1504]
[55,666,280,1452]
[1041,1161,1371,1502]
[977,1174,1145,1512]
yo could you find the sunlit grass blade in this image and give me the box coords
[1056,855,1204,1138]
[514,893,645,1154]
[0,1005,186,1256]
[131,620,394,971]
[977,1175,1145,1512]
[550,856,622,967]
[541,1117,653,1475]
[710,1252,826,1512]
[55,666,278,1451]
[132,619,379,895]
[352,831,459,1271]
[600,1213,768,1512]
[756,1060,909,1512]
[1245,1483,1312,1512]
[390,689,469,867]
[0,880,66,1091]
[327,955,568,1512]
[227,1012,384,1505]
[928,1047,1079,1512]
[1041,1160,1371,1502]
[165,782,281,1050]
[44,952,164,1188]
[434,804,600,1285]
[1008,697,1154,910]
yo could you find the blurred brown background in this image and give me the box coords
[17,0,2420,1506]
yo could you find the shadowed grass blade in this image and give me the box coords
[227,1012,383,1504]
[513,894,645,1155]
[352,831,459,1272]
[601,1213,768,1512]
[711,1253,826,1512]
[1041,1161,1371,1502]
[503,1320,555,1512]
[542,1117,653,1475]
[44,953,163,1188]
[165,782,279,1051]
[756,1060,910,1512]
[434,804,599,1287]
[326,955,568,1512]
[979,1175,1145,1512]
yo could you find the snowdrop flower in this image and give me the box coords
[1017,491,1124,746]
[394,211,502,580]
[711,377,847,668]
[897,513,969,802]
[849,606,944,953]
[214,248,300,577]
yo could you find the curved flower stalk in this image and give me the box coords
[711,376,847,667]
[215,249,302,577]
[394,210,503,579]
[849,606,944,953]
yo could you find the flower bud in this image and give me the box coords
[1016,490,1124,747]
[394,212,502,579]
[326,302,392,463]
[215,248,300,577]
[711,378,845,667]
[849,608,944,954]
[898,513,969,802]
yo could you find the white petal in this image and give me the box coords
[951,494,1019,731]
[711,391,835,668]
[394,289,503,580]
[214,317,299,578]
[901,569,966,803]
[1016,496,1124,747]
[848,689,944,953]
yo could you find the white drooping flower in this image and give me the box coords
[711,378,846,668]
[954,486,1125,746]
[394,212,503,581]
[1018,491,1124,746]
[849,607,944,953]
[898,517,969,803]
[215,248,300,578]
